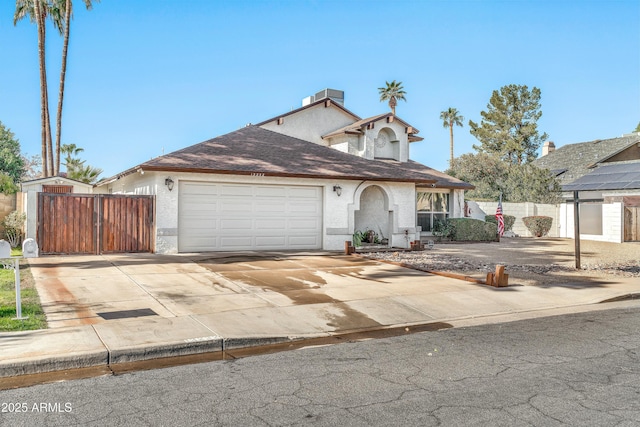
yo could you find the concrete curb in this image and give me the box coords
[5,299,640,379]
[0,352,108,378]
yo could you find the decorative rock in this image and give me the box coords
[22,238,39,258]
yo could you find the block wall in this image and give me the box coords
[470,201,560,237]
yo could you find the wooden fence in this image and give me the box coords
[38,193,155,254]
[624,207,639,242]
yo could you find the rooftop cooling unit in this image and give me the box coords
[313,89,344,106]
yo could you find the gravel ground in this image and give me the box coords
[362,237,640,286]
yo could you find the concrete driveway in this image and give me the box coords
[28,250,638,337]
[29,252,471,334]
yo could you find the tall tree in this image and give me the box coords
[378,80,406,115]
[15,0,98,177]
[21,154,42,180]
[53,0,97,175]
[447,152,561,204]
[469,84,548,165]
[440,107,464,166]
[0,121,27,193]
[14,0,55,177]
[634,122,640,133]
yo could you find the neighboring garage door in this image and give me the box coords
[178,182,323,252]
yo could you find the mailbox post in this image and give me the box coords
[1,239,38,321]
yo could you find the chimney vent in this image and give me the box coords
[542,141,556,156]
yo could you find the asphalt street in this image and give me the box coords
[1,302,639,427]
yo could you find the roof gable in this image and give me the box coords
[321,113,421,141]
[254,97,361,127]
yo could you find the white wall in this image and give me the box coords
[560,202,624,243]
[259,103,356,146]
[471,201,560,237]
[361,121,409,162]
[471,199,626,242]
[108,172,420,253]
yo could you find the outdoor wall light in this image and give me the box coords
[165,177,174,191]
[333,185,342,196]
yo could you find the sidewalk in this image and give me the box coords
[1,251,639,378]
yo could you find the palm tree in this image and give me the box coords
[14,0,56,177]
[378,80,406,115]
[69,164,103,184]
[15,0,97,177]
[440,107,464,166]
[53,0,97,176]
[61,143,102,183]
[61,142,84,164]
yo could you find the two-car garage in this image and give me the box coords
[178,181,323,252]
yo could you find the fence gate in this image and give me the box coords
[624,207,640,242]
[38,193,155,255]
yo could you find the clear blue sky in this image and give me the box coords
[1,0,639,178]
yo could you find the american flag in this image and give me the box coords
[496,200,504,236]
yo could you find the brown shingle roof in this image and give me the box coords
[130,125,466,186]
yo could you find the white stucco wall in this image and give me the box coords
[259,103,356,146]
[106,171,421,253]
[560,202,624,243]
[471,201,561,237]
[361,121,409,162]
[451,190,465,218]
[471,191,637,243]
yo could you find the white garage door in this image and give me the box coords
[178,181,323,252]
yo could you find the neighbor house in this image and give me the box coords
[534,134,640,242]
[24,89,473,254]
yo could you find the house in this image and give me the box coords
[87,89,473,254]
[534,134,640,242]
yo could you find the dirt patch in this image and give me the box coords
[363,238,640,286]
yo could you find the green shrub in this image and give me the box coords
[448,218,497,241]
[353,229,380,246]
[522,216,553,237]
[433,218,456,239]
[485,214,515,231]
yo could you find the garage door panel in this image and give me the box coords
[183,183,219,195]
[179,181,322,252]
[258,186,287,197]
[220,218,253,230]
[289,202,321,214]
[220,236,253,248]
[259,201,288,214]
[289,187,321,198]
[221,201,253,213]
[288,218,320,229]
[255,218,287,230]
[289,235,320,246]
[255,236,286,247]
[221,185,253,196]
